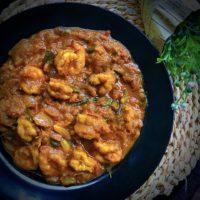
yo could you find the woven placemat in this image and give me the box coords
[0,0,199,199]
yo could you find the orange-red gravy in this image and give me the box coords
[0,28,146,186]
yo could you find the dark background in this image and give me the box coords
[0,0,199,199]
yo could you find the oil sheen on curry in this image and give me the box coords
[0,28,146,186]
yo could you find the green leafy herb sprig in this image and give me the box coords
[157,12,200,110]
[67,96,99,106]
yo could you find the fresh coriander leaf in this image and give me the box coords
[44,51,54,63]
[102,98,113,107]
[90,96,99,102]
[50,138,60,148]
[67,96,99,106]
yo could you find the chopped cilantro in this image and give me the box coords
[43,51,54,63]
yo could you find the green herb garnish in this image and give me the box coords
[102,98,113,107]
[157,12,200,109]
[86,46,95,54]
[69,98,89,106]
[90,96,99,102]
[72,87,81,93]
[50,138,60,148]
[43,51,54,63]
[67,96,99,106]
[105,165,113,179]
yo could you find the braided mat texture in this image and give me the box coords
[0,0,199,199]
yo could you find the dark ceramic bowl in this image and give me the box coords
[0,3,174,200]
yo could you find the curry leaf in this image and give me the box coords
[90,96,99,102]
[69,98,89,106]
[44,51,54,63]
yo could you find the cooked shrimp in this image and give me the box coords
[69,146,101,174]
[20,66,44,94]
[89,71,116,95]
[74,113,110,140]
[48,78,73,100]
[93,152,108,164]
[39,146,67,177]
[14,146,39,170]
[94,140,122,163]
[55,42,85,76]
[88,41,111,72]
[17,116,37,142]
[123,105,143,132]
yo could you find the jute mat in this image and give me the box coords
[0,0,199,199]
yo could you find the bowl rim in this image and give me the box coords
[0,1,174,195]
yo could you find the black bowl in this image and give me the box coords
[0,3,174,200]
